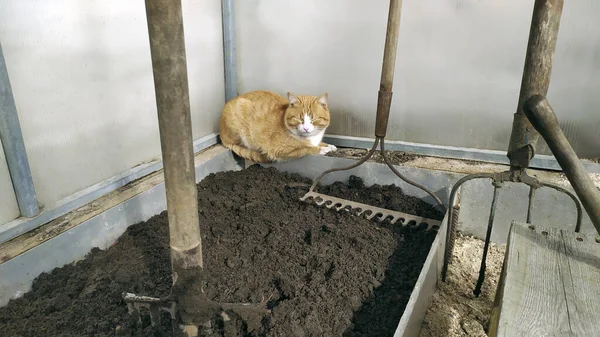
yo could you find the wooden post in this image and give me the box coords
[507,0,564,169]
[143,0,203,335]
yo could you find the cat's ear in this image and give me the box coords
[287,92,299,106]
[317,93,328,107]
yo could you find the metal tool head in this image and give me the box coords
[123,292,177,328]
[301,191,442,231]
[301,137,446,233]
[122,291,272,335]
[441,167,583,297]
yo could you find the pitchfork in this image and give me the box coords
[441,0,587,297]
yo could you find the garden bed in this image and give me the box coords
[0,165,443,336]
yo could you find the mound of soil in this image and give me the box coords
[0,165,443,337]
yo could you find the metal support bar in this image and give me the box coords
[0,42,40,218]
[221,0,237,102]
[507,0,564,169]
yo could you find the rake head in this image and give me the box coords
[121,290,271,335]
[301,137,446,232]
[123,293,177,329]
[300,191,442,231]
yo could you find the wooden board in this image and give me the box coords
[489,221,600,336]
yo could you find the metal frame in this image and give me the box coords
[323,135,600,174]
[221,0,237,102]
[0,42,39,218]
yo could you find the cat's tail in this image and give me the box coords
[227,144,272,164]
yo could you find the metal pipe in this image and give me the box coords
[144,0,203,333]
[221,0,237,102]
[0,42,40,218]
[507,0,564,169]
[524,95,600,235]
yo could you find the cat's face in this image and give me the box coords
[284,92,331,138]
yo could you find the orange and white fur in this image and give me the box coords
[219,90,337,163]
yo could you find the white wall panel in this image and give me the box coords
[236,0,600,158]
[0,0,224,213]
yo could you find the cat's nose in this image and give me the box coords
[303,126,309,132]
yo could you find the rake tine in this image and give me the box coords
[126,302,141,325]
[474,183,501,297]
[392,215,404,224]
[377,214,390,222]
[302,192,440,230]
[149,304,161,326]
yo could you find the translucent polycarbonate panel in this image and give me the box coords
[0,0,225,210]
[236,0,600,159]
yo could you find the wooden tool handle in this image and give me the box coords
[375,0,403,138]
[523,95,564,142]
[524,95,600,235]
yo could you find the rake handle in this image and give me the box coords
[523,95,600,235]
[375,0,403,138]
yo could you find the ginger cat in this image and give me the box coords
[219,90,337,163]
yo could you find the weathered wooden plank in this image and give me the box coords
[559,229,600,336]
[491,221,600,337]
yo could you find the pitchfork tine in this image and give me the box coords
[473,183,501,297]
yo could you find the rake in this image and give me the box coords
[301,0,446,231]
[440,0,585,298]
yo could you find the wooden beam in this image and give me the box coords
[490,221,600,336]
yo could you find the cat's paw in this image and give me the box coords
[327,144,337,152]
[319,145,335,155]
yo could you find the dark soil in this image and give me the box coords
[0,165,443,337]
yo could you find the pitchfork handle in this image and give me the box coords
[524,95,600,235]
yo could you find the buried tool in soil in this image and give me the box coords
[123,0,271,335]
